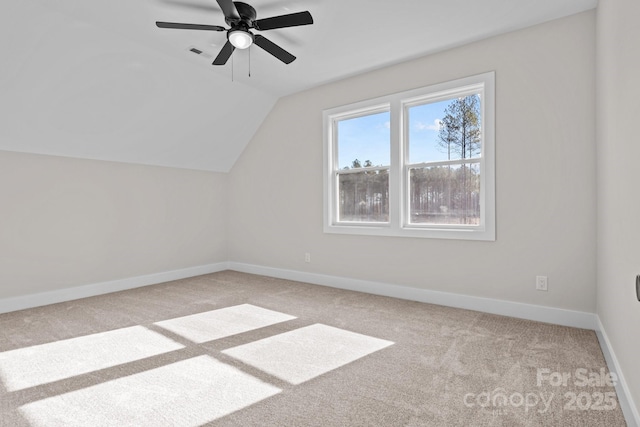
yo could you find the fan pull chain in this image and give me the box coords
[248,47,251,78]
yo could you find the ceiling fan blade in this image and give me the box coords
[253,34,296,64]
[156,22,225,31]
[254,11,313,31]
[216,0,240,21]
[212,41,236,65]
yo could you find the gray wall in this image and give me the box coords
[596,0,640,409]
[0,150,228,299]
[228,12,597,313]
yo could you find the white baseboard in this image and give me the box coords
[0,262,229,314]
[228,262,598,330]
[596,318,640,427]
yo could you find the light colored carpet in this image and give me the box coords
[0,325,183,391]
[222,323,394,385]
[154,303,296,343]
[19,355,281,427]
[0,271,628,426]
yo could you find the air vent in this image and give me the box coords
[186,46,214,60]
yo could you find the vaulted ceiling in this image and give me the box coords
[1,0,596,172]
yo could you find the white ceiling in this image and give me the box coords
[1,0,596,172]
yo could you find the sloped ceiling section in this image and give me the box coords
[1,0,596,172]
[0,0,276,172]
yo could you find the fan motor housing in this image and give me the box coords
[227,2,257,27]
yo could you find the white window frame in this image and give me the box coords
[323,72,495,241]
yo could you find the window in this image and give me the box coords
[323,72,495,240]
[335,108,390,223]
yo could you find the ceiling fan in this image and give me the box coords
[156,0,313,65]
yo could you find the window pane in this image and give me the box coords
[409,163,480,225]
[337,111,390,169]
[408,94,482,164]
[338,170,389,222]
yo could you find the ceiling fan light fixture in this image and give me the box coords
[228,30,254,49]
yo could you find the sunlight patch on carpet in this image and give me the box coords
[154,304,296,343]
[0,326,183,391]
[222,323,394,385]
[19,355,282,427]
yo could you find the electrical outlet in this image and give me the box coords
[305,253,311,263]
[536,276,548,291]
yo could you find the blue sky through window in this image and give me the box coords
[337,98,466,169]
[408,99,455,163]
[337,112,390,169]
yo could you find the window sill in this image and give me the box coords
[324,223,495,241]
